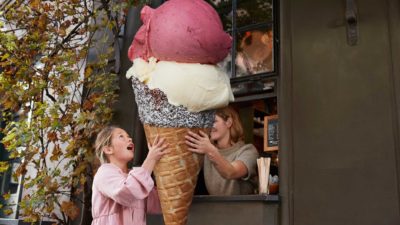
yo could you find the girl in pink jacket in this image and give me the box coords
[91,126,168,225]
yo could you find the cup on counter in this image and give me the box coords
[268,175,279,195]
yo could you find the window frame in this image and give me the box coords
[227,0,280,99]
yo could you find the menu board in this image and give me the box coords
[264,115,279,151]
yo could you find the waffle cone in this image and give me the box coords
[143,124,209,225]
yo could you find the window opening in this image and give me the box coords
[198,0,280,196]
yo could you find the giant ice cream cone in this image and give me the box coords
[126,1,233,224]
[143,125,209,225]
[129,75,218,225]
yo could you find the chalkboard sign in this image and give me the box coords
[264,115,279,151]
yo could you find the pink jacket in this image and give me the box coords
[91,164,161,225]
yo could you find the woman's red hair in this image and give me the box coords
[215,106,244,143]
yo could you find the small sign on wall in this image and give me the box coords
[264,115,279,151]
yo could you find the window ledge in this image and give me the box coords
[193,194,279,203]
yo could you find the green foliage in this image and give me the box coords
[0,0,128,224]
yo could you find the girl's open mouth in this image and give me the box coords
[127,144,134,151]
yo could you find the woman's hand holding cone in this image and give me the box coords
[185,130,217,155]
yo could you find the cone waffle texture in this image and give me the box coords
[143,124,209,225]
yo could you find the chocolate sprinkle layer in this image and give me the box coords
[131,77,215,128]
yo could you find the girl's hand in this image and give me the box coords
[147,136,169,162]
[142,136,169,173]
[185,130,216,154]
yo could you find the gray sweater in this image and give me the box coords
[204,141,259,195]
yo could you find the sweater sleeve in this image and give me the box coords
[93,164,155,206]
[236,144,259,180]
[146,187,162,214]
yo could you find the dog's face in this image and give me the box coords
[236,30,274,75]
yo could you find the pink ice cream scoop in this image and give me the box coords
[128,0,232,64]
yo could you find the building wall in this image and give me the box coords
[280,0,400,224]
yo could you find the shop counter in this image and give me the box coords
[147,194,279,225]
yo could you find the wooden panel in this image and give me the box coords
[280,0,400,224]
[147,197,279,225]
[388,0,400,207]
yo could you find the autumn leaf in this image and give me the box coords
[9,151,20,159]
[1,53,10,61]
[79,175,86,186]
[47,132,58,142]
[47,180,59,193]
[38,14,48,31]
[0,162,9,173]
[3,208,13,216]
[40,148,48,159]
[84,66,93,78]
[42,3,51,11]
[3,192,11,201]
[29,0,41,9]
[23,213,40,223]
[50,145,62,161]
[83,100,94,110]
[61,201,79,220]
[59,28,67,37]
[15,162,27,177]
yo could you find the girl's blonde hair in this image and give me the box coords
[215,106,244,143]
[95,126,118,164]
